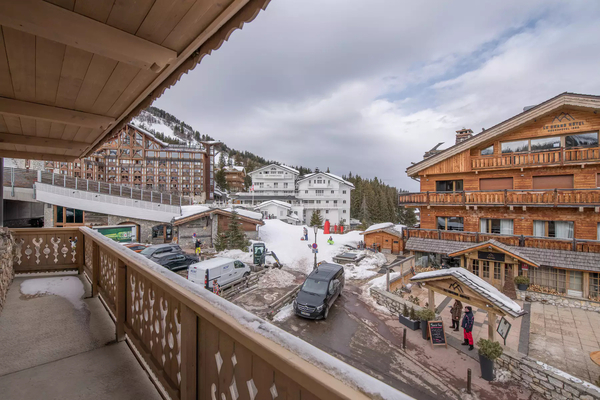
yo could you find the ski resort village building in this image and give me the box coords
[234,164,354,226]
[42,124,218,202]
[399,92,600,301]
[222,165,246,192]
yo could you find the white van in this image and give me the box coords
[187,257,252,289]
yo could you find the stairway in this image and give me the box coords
[502,279,518,300]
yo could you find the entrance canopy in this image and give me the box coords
[0,0,270,161]
[447,239,539,268]
[410,267,526,318]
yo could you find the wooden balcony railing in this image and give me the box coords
[403,228,600,253]
[399,188,600,207]
[471,146,600,170]
[9,227,406,400]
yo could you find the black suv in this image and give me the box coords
[140,244,182,260]
[154,253,199,272]
[294,263,345,320]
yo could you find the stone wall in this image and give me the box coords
[176,215,213,249]
[517,290,600,313]
[0,228,15,314]
[107,216,163,244]
[370,287,426,314]
[496,350,600,400]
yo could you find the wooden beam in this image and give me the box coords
[0,0,177,71]
[0,149,78,162]
[0,132,88,151]
[0,97,114,129]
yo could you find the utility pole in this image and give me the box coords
[313,225,318,270]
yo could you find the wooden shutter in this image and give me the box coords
[479,177,513,190]
[532,175,574,189]
[597,173,600,188]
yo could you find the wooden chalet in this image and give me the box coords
[222,165,246,192]
[400,93,600,301]
[360,222,404,254]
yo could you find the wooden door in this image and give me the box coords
[392,240,400,254]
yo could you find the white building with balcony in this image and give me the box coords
[297,172,353,226]
[248,164,298,196]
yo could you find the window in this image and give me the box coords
[331,190,334,194]
[259,182,264,188]
[565,132,598,148]
[482,261,490,278]
[325,210,329,214]
[528,266,566,294]
[437,216,464,231]
[305,190,308,194]
[273,183,278,188]
[316,190,324,196]
[533,221,574,239]
[342,190,346,194]
[590,273,600,302]
[284,183,288,188]
[55,206,84,226]
[472,260,480,276]
[234,261,245,269]
[480,219,513,234]
[479,177,513,190]
[532,175,573,189]
[501,140,529,153]
[494,263,501,280]
[480,145,494,156]
[343,200,346,204]
[435,180,463,192]
[343,210,347,213]
[531,136,561,151]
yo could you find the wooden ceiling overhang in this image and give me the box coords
[0,0,271,162]
[406,92,600,178]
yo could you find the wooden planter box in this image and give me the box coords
[398,314,420,331]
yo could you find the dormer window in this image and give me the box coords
[480,145,493,156]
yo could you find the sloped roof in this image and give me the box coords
[299,172,355,188]
[447,240,540,267]
[254,200,292,210]
[406,92,600,177]
[411,268,526,318]
[405,237,472,254]
[173,207,264,226]
[361,222,404,238]
[249,164,299,176]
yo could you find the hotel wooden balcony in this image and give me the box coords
[399,188,600,208]
[471,146,600,170]
[0,227,403,400]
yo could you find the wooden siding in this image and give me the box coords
[363,231,403,254]
[420,151,470,176]
[419,206,600,240]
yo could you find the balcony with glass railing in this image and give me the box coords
[471,146,600,170]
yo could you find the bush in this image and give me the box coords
[514,275,530,285]
[402,303,409,318]
[409,307,417,321]
[416,308,436,321]
[477,339,503,360]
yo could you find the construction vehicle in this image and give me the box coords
[252,242,283,269]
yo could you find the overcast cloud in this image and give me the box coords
[154,0,600,191]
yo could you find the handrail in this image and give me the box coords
[471,145,600,170]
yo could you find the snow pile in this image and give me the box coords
[344,252,388,280]
[80,227,411,400]
[364,222,394,233]
[20,276,86,310]
[256,220,362,275]
[259,268,296,288]
[177,205,211,220]
[272,303,295,322]
[224,207,263,221]
[218,249,254,264]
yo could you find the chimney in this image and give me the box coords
[455,128,473,144]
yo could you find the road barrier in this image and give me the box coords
[267,284,303,320]
[220,270,266,300]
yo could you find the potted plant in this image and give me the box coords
[514,275,530,291]
[416,308,436,340]
[477,339,503,381]
[398,304,420,330]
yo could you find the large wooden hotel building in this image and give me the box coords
[399,93,600,302]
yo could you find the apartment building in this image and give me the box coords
[234,164,353,225]
[222,165,246,193]
[43,124,218,202]
[399,92,600,301]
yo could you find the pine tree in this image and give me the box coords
[226,211,250,251]
[360,195,370,226]
[310,210,324,227]
[214,226,228,252]
[215,168,228,191]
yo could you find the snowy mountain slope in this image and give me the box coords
[131,110,197,146]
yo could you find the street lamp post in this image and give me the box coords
[313,225,318,270]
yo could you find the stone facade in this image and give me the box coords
[370,287,427,315]
[175,215,213,249]
[517,290,600,313]
[496,350,600,400]
[0,228,15,314]
[107,215,165,245]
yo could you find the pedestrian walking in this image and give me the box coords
[195,238,202,256]
[461,306,474,350]
[212,279,220,296]
[303,227,308,241]
[450,300,462,331]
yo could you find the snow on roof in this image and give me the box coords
[250,164,299,175]
[254,200,292,210]
[175,205,211,221]
[300,172,355,188]
[225,165,245,172]
[411,267,524,317]
[128,123,168,146]
[201,141,221,145]
[280,164,299,174]
[80,226,410,400]
[364,222,394,233]
[223,207,263,221]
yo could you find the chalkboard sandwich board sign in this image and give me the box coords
[428,321,447,348]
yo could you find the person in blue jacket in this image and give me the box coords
[461,306,474,351]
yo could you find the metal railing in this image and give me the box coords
[399,188,600,207]
[7,227,408,400]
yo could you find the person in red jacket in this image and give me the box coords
[461,306,474,351]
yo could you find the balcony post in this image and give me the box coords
[116,259,127,342]
[77,233,85,275]
[462,191,466,205]
[180,304,198,400]
[554,188,558,207]
[438,229,441,240]
[426,191,430,206]
[504,189,508,206]
[92,241,100,297]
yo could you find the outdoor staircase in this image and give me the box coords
[502,280,518,300]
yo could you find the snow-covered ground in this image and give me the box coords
[20,276,86,310]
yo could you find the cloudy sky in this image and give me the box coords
[155,0,600,191]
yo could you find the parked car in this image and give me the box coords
[294,263,345,320]
[123,243,148,253]
[154,253,199,272]
[187,257,252,290]
[140,243,182,260]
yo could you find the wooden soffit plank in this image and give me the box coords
[0,149,77,162]
[0,0,177,71]
[0,132,88,151]
[0,97,114,129]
